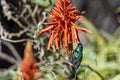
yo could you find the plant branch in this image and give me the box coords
[81,64,105,80]
[2,40,22,61]
[0,52,17,64]
[0,22,28,43]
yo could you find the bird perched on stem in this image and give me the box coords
[70,43,83,79]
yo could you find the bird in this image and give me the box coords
[70,43,83,79]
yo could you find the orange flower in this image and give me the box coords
[17,41,42,80]
[39,0,92,56]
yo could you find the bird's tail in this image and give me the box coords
[70,67,76,78]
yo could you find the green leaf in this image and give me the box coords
[45,73,54,80]
[31,0,50,7]
[31,25,37,30]
[26,33,33,38]
[56,76,67,80]
[51,0,55,5]
[39,37,45,45]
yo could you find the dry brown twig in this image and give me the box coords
[0,40,21,73]
[1,0,25,29]
[0,23,28,43]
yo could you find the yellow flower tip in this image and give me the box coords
[39,31,42,35]
[84,29,93,33]
[34,72,43,79]
[39,30,45,35]
[47,46,50,50]
[81,28,93,33]
[24,40,34,61]
[16,73,23,78]
[47,48,50,50]
[78,15,86,20]
[25,40,32,51]
[55,45,60,50]
[89,30,93,34]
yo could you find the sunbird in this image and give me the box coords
[70,43,83,79]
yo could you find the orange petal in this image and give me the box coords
[78,27,92,33]
[66,4,72,11]
[64,21,68,47]
[47,36,52,50]
[21,62,30,73]
[71,26,75,42]
[74,29,80,43]
[69,16,76,20]
[39,26,54,34]
[71,22,92,33]
[67,31,71,43]
[52,8,61,17]
[54,32,59,40]
[44,21,58,25]
[53,26,61,39]
[55,37,60,49]
[47,31,54,50]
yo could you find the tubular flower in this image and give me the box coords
[17,41,42,80]
[39,0,92,56]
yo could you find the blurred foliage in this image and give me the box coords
[79,19,120,80]
[0,0,120,80]
[31,0,55,7]
[30,0,55,11]
[0,70,19,80]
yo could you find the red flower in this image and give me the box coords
[39,0,92,56]
[17,41,42,80]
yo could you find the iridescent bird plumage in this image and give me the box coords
[70,43,83,78]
